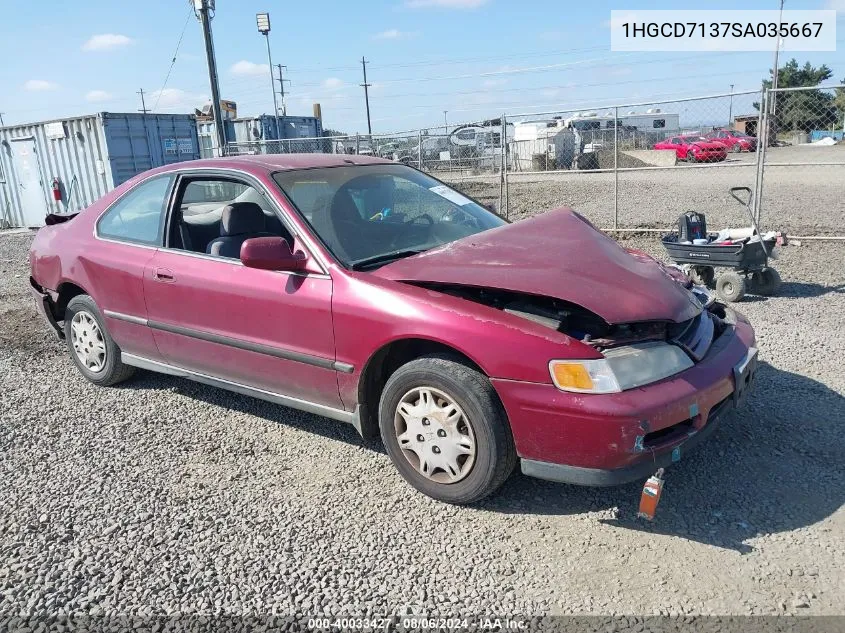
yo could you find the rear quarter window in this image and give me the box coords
[96,176,172,246]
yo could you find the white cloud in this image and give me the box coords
[148,88,208,110]
[82,33,133,52]
[482,78,508,88]
[322,77,345,90]
[24,79,58,91]
[405,0,487,8]
[230,60,270,77]
[374,28,410,39]
[85,90,114,102]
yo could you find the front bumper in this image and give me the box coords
[493,313,757,486]
[29,281,63,340]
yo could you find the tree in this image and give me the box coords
[754,59,838,133]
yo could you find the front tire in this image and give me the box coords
[378,354,516,504]
[64,295,135,386]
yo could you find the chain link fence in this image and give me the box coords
[754,84,845,236]
[220,85,843,236]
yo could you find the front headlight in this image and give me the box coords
[549,342,694,394]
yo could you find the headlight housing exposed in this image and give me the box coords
[549,342,694,394]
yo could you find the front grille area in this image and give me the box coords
[642,417,695,448]
[669,312,715,361]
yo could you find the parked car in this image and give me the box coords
[654,135,728,162]
[29,155,758,504]
[706,129,758,153]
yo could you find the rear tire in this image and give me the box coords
[755,267,782,296]
[732,144,742,153]
[64,295,135,386]
[378,354,516,504]
[716,271,747,303]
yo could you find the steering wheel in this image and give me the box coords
[386,214,435,250]
[408,213,434,226]
[440,207,479,228]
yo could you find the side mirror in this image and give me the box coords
[240,236,306,271]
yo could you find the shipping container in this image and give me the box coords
[199,114,323,157]
[0,112,199,227]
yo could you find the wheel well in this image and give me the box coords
[356,338,484,439]
[54,282,87,321]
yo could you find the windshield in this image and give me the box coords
[273,164,506,268]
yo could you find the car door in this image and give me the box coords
[141,171,343,410]
[92,173,175,362]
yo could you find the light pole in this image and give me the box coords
[729,84,734,128]
[443,110,448,136]
[256,13,281,141]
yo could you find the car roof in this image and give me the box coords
[153,153,393,175]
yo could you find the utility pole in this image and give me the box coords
[137,88,150,114]
[443,110,448,136]
[728,84,734,127]
[276,64,290,116]
[360,56,372,136]
[196,0,226,155]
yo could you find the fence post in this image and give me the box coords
[418,130,423,169]
[613,106,619,230]
[493,114,505,213]
[503,113,509,219]
[356,134,360,155]
[753,88,769,226]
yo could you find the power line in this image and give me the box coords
[152,4,194,112]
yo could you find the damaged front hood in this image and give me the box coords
[374,208,702,324]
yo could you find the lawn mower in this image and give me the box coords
[662,187,781,302]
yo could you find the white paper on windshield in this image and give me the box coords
[429,184,473,206]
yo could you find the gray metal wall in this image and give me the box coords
[0,115,110,227]
[0,112,199,227]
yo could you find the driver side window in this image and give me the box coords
[167,177,294,259]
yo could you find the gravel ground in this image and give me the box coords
[1,228,843,622]
[445,145,845,235]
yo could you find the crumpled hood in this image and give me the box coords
[374,208,702,324]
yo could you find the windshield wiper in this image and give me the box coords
[350,249,424,271]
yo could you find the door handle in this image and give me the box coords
[153,267,175,282]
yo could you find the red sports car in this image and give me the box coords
[706,129,758,153]
[654,135,728,162]
[29,155,757,503]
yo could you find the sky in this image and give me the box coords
[0,0,843,134]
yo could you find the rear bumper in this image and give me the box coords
[29,281,63,340]
[493,313,756,486]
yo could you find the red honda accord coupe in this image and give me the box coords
[29,155,758,503]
